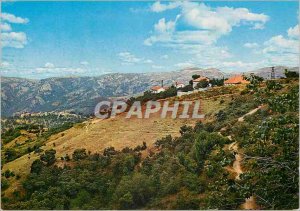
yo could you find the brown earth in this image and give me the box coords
[2,86,241,197]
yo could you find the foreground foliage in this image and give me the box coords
[1,79,298,209]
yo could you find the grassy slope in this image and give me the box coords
[2,85,243,197]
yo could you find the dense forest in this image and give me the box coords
[1,77,299,209]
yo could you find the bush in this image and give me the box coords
[284,69,299,78]
[4,148,19,162]
[1,179,9,190]
[266,80,283,90]
[31,159,44,174]
[210,78,224,86]
[40,149,56,166]
[72,149,87,161]
[196,80,209,89]
[178,84,193,92]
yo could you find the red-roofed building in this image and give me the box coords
[224,75,250,85]
[150,86,169,93]
[192,77,209,88]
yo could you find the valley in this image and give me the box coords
[2,1,299,209]
[1,71,299,210]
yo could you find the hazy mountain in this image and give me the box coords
[2,66,298,116]
[249,66,299,79]
[1,68,225,117]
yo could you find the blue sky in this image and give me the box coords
[1,1,299,79]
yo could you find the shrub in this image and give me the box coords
[196,80,209,89]
[284,69,299,78]
[40,149,56,166]
[266,80,283,90]
[72,149,87,161]
[31,159,44,174]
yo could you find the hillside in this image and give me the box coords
[1,85,239,198]
[1,68,226,117]
[250,66,299,78]
[1,77,298,209]
[3,66,297,117]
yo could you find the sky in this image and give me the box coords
[0,1,299,79]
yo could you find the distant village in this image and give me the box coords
[150,74,249,96]
[11,67,296,118]
[149,67,280,97]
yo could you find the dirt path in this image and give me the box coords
[241,196,258,210]
[229,140,259,209]
[228,141,243,180]
[226,106,262,209]
[204,93,235,100]
[238,105,263,122]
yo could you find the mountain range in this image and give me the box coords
[1,66,298,117]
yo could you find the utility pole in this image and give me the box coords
[271,66,275,79]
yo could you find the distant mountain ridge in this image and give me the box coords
[1,66,298,117]
[249,66,299,79]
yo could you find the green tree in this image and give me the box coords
[31,159,44,174]
[210,78,224,86]
[178,84,193,92]
[245,74,264,91]
[72,149,87,161]
[284,69,299,78]
[266,80,283,90]
[196,80,209,89]
[71,190,91,209]
[114,173,156,209]
[192,74,200,80]
[40,149,56,166]
[118,192,134,209]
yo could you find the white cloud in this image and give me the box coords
[220,61,263,71]
[261,25,299,66]
[145,2,277,71]
[166,43,232,69]
[252,23,265,30]
[1,22,12,31]
[287,24,299,39]
[1,13,29,48]
[1,13,29,24]
[152,65,164,69]
[154,18,176,33]
[118,51,153,65]
[144,59,153,64]
[150,1,181,13]
[1,32,27,48]
[174,30,219,45]
[148,2,297,71]
[44,62,55,68]
[244,42,259,48]
[80,61,89,66]
[118,52,141,63]
[161,54,169,59]
[147,2,269,47]
[144,16,179,46]
[263,35,298,54]
[145,1,269,61]
[174,62,195,68]
[221,7,269,27]
[36,63,86,74]
[0,61,10,68]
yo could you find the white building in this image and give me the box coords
[175,82,185,88]
[150,86,167,93]
[192,76,210,88]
